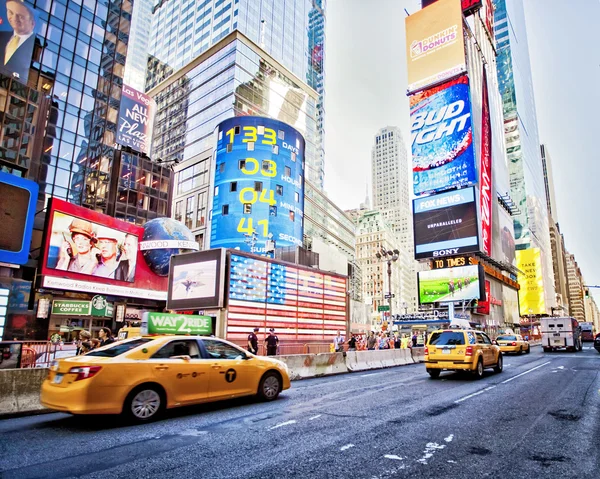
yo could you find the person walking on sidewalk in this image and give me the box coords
[265,328,279,356]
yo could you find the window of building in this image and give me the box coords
[285,166,291,177]
[276,185,283,195]
[243,203,252,214]
[289,210,295,222]
[222,204,229,215]
[247,142,254,151]
[291,152,296,162]
[269,205,277,216]
[226,143,232,152]
[230,181,237,192]
[254,181,262,192]
[278,130,284,140]
[185,196,194,229]
[272,144,278,154]
[174,200,183,222]
[295,192,299,202]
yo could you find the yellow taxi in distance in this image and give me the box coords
[41,336,291,422]
[495,334,530,355]
[425,326,503,379]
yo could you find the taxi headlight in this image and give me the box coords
[50,360,59,371]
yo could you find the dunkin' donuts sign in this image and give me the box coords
[116,84,156,155]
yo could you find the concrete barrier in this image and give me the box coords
[411,348,426,363]
[0,368,48,417]
[276,353,348,380]
[345,349,414,372]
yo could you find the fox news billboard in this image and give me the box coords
[410,75,477,197]
[413,186,479,259]
[209,116,305,254]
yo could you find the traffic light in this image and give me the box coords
[585,289,589,299]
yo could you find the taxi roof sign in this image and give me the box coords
[141,312,212,336]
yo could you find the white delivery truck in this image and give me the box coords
[541,317,582,352]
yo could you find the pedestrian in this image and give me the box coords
[333,330,345,353]
[347,334,357,351]
[412,333,417,348]
[98,327,115,347]
[401,334,410,349]
[265,328,279,356]
[394,332,401,350]
[247,327,259,355]
[379,334,387,350]
[90,338,101,350]
[77,331,92,355]
[367,332,377,350]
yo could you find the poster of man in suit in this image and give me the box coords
[0,0,37,83]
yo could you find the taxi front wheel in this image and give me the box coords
[258,372,282,401]
[124,385,165,422]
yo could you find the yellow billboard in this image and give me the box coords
[516,248,546,316]
[405,0,466,93]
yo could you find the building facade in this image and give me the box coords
[146,0,326,187]
[494,0,555,312]
[371,126,417,313]
[566,253,585,323]
[123,0,153,90]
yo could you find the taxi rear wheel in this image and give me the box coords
[525,345,531,354]
[124,385,165,422]
[427,369,440,379]
[258,371,281,401]
[493,353,503,374]
[474,358,484,379]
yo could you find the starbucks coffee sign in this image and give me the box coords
[142,312,212,335]
[91,295,114,318]
[52,300,91,316]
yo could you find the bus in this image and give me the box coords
[580,322,594,342]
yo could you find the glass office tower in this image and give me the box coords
[145,0,326,187]
[494,0,555,309]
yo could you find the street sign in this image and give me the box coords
[384,294,395,299]
[378,305,390,312]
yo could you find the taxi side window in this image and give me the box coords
[202,339,245,360]
[475,333,485,344]
[152,340,200,359]
[481,334,492,345]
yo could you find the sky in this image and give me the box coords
[323,0,600,297]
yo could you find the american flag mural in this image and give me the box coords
[227,253,348,341]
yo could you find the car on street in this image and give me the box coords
[494,334,530,355]
[424,326,503,379]
[40,336,291,422]
[594,333,600,354]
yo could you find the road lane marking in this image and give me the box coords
[340,444,354,451]
[360,371,387,377]
[444,434,454,443]
[269,420,296,430]
[454,390,485,403]
[501,361,551,384]
[309,414,322,420]
[417,442,446,465]
[384,455,403,460]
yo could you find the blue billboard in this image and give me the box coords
[410,75,477,196]
[209,117,305,254]
[0,171,38,265]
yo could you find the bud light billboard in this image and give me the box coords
[209,117,305,254]
[410,75,477,197]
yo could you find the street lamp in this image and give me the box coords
[375,247,399,317]
[528,308,534,339]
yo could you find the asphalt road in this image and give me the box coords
[1,345,599,479]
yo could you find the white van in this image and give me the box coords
[540,317,582,352]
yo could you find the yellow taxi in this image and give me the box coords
[495,334,530,355]
[40,336,291,422]
[425,326,503,379]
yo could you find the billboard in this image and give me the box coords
[516,248,546,316]
[116,84,156,156]
[0,171,38,265]
[210,117,305,254]
[421,1,483,15]
[167,249,226,311]
[0,0,38,83]
[413,187,479,259]
[479,67,493,256]
[226,252,347,342]
[418,264,484,304]
[406,0,466,93]
[40,198,167,300]
[410,75,477,196]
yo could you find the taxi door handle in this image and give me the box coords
[212,365,221,370]
[154,366,169,371]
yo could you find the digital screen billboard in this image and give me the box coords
[406,0,466,93]
[413,187,479,259]
[418,264,484,304]
[116,84,156,156]
[479,67,493,256]
[167,249,226,311]
[41,199,167,300]
[0,171,38,265]
[0,0,39,83]
[410,75,477,196]
[226,252,347,342]
[516,248,546,316]
[210,116,305,254]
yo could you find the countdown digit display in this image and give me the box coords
[210,117,305,254]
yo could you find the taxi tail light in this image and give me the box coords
[424,346,429,356]
[465,346,474,356]
[511,342,517,346]
[69,366,102,381]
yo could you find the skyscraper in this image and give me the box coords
[371,126,416,312]
[494,0,555,311]
[123,0,153,90]
[145,0,326,188]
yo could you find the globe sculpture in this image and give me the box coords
[142,218,196,276]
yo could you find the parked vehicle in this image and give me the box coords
[540,317,582,352]
[580,322,594,342]
[594,333,600,354]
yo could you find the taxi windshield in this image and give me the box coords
[497,335,517,340]
[86,338,151,357]
[429,332,465,346]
